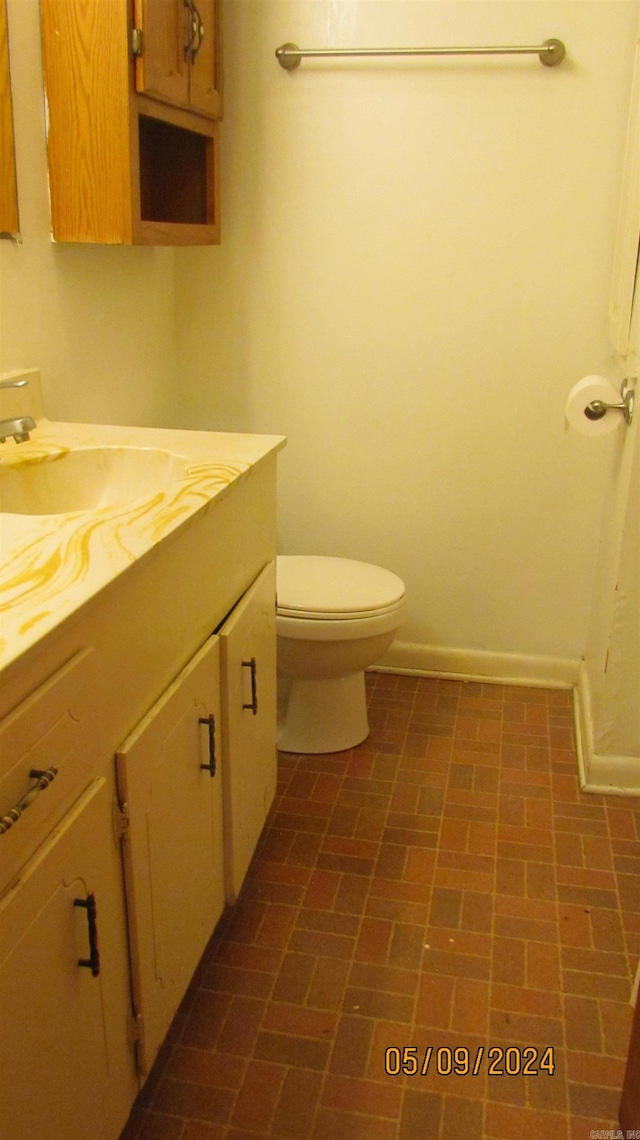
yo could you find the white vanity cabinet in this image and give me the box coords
[0,440,282,1140]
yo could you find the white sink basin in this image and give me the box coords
[0,447,187,515]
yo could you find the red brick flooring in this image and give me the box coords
[121,673,640,1140]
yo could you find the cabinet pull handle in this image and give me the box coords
[0,766,59,835]
[184,0,196,57]
[199,714,216,776]
[184,0,204,60]
[74,892,100,977]
[242,657,258,715]
[192,2,204,58]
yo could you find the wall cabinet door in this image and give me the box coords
[116,634,225,1076]
[135,0,223,119]
[0,778,137,1140]
[188,0,223,118]
[220,561,277,903]
[134,0,190,108]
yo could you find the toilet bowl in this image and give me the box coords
[276,556,406,753]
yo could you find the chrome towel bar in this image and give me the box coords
[276,38,566,70]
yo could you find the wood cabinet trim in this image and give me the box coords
[0,0,18,235]
[41,0,134,244]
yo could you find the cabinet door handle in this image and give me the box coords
[199,714,216,776]
[242,657,258,715]
[183,0,197,57]
[184,0,204,60]
[0,767,59,835]
[191,2,204,58]
[74,892,100,977]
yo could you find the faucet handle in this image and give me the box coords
[0,415,36,444]
[0,377,28,390]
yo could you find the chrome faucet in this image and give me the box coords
[0,378,36,443]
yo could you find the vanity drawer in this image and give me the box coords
[0,648,103,895]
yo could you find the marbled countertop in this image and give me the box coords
[0,418,285,672]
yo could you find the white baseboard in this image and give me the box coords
[370,642,640,796]
[574,662,640,796]
[373,639,579,689]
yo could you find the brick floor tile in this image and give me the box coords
[329,1014,374,1077]
[312,1107,398,1139]
[136,1117,190,1140]
[303,869,341,910]
[489,1008,564,1046]
[568,1081,622,1120]
[442,1094,484,1135]
[215,996,267,1056]
[152,1080,235,1124]
[321,1073,402,1118]
[491,981,562,1019]
[451,977,489,1034]
[398,1088,443,1139]
[414,967,454,1023]
[272,952,316,1003]
[231,1059,285,1131]
[492,937,526,985]
[349,961,419,996]
[485,1102,569,1138]
[181,1124,225,1140]
[306,955,350,1010]
[164,1047,245,1089]
[271,1068,323,1137]
[599,998,634,1057]
[262,1001,337,1038]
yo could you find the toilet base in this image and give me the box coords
[277,671,369,753]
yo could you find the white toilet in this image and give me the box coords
[276,555,406,753]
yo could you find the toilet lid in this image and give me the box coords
[276,556,406,620]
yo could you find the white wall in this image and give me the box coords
[2,0,637,686]
[175,0,639,667]
[0,0,177,428]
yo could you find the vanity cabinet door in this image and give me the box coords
[219,561,277,902]
[116,634,225,1077]
[0,777,136,1140]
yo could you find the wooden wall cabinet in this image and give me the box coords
[40,0,223,245]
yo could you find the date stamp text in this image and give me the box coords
[384,1045,556,1077]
